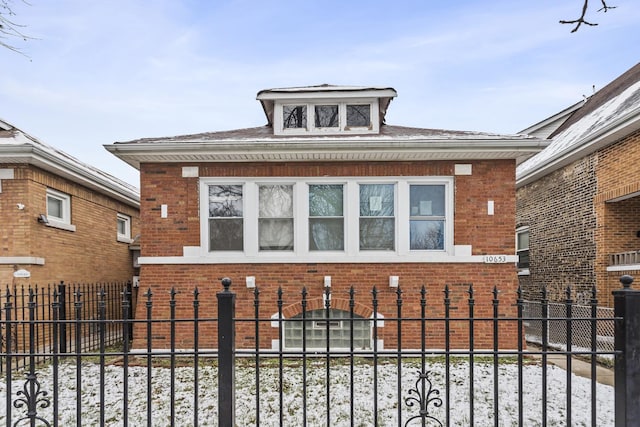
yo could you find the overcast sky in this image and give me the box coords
[1,0,639,188]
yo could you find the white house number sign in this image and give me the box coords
[483,255,508,263]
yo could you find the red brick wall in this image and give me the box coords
[140,160,516,256]
[517,128,640,308]
[0,164,140,285]
[135,263,519,350]
[136,159,520,349]
[595,129,640,306]
[516,156,597,303]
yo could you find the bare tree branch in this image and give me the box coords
[560,0,617,33]
[0,0,31,55]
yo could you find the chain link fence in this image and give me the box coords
[522,300,614,356]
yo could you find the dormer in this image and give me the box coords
[257,84,397,136]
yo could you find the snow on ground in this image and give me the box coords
[1,359,613,426]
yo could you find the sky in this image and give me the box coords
[1,0,639,188]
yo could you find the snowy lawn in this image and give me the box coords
[1,357,613,426]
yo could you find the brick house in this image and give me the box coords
[106,85,545,350]
[516,62,640,307]
[0,118,140,286]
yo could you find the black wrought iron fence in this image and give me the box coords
[0,281,132,372]
[1,276,639,426]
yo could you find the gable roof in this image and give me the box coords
[517,62,640,187]
[0,118,140,207]
[518,100,585,139]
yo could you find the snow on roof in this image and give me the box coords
[0,118,139,207]
[516,80,640,184]
[115,124,536,144]
[256,84,397,97]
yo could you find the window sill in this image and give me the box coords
[45,219,76,232]
[139,252,520,265]
[517,269,530,276]
[117,236,134,244]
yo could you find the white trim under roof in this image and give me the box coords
[106,137,547,170]
[0,125,139,208]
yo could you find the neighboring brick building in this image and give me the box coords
[0,118,140,286]
[107,85,545,350]
[516,62,640,307]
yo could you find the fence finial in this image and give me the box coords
[221,277,232,291]
[620,275,634,289]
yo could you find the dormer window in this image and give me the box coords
[315,105,339,128]
[283,105,307,129]
[347,105,370,127]
[275,100,378,135]
[257,85,397,136]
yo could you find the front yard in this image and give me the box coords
[1,358,613,426]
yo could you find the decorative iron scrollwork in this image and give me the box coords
[12,371,52,427]
[404,370,443,427]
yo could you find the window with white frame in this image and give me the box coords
[314,105,339,128]
[516,227,530,270]
[346,104,371,128]
[117,213,132,242]
[359,184,395,251]
[259,184,294,251]
[309,184,344,251]
[409,185,445,250]
[46,189,71,224]
[283,105,306,129]
[208,184,243,251]
[200,177,453,261]
[277,100,375,135]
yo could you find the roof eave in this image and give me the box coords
[106,138,547,169]
[516,109,640,188]
[0,143,140,208]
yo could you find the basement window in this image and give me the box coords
[283,309,371,350]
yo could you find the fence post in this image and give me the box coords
[58,281,67,353]
[218,277,236,427]
[614,275,640,427]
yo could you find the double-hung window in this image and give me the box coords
[409,185,446,250]
[359,184,395,251]
[201,177,452,261]
[208,185,243,251]
[309,184,344,251]
[516,227,530,270]
[259,184,294,251]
